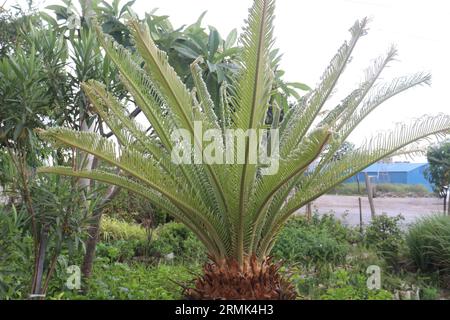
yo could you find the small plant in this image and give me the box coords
[420,286,440,300]
[365,214,405,267]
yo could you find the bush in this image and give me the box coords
[152,222,207,263]
[272,215,352,266]
[320,269,393,300]
[100,217,148,242]
[406,215,450,276]
[96,240,142,263]
[364,214,405,266]
[55,263,197,300]
[102,190,168,226]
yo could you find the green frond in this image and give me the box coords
[190,57,222,133]
[230,0,277,264]
[248,127,331,251]
[36,166,221,256]
[341,72,432,138]
[128,19,229,216]
[127,19,193,132]
[259,114,450,256]
[94,25,175,150]
[279,18,368,157]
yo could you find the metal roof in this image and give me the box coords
[362,163,428,173]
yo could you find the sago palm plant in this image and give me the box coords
[37,0,450,299]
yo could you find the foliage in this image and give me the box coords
[329,183,432,197]
[365,214,405,266]
[272,215,352,266]
[420,286,440,300]
[406,215,450,276]
[426,140,450,195]
[320,269,393,300]
[0,27,68,158]
[100,216,147,242]
[56,262,197,300]
[37,0,450,267]
[152,222,207,263]
[0,206,33,299]
[102,189,168,227]
[96,240,141,263]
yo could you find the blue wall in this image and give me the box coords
[345,164,432,191]
[407,166,432,191]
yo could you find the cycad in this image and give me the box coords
[38,0,450,299]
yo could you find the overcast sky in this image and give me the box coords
[6,0,450,161]
[132,0,449,144]
[139,0,450,162]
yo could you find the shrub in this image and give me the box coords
[364,214,405,266]
[406,215,450,276]
[272,215,351,266]
[320,269,393,300]
[102,190,168,226]
[96,240,141,263]
[100,217,148,242]
[152,222,207,263]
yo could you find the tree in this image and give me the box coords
[37,0,450,299]
[426,140,450,214]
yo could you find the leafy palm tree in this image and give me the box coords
[37,0,450,299]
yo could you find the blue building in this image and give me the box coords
[345,163,432,191]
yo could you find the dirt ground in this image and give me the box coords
[303,195,445,227]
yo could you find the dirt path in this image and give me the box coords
[302,195,444,227]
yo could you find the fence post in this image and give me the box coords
[306,202,312,222]
[365,173,376,219]
[359,197,363,234]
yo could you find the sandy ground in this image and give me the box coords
[302,195,445,227]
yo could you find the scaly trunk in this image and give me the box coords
[185,256,296,300]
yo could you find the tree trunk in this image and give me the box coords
[447,188,450,216]
[30,227,49,299]
[81,185,119,279]
[81,213,102,278]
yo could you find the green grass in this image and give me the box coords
[329,183,432,197]
[100,216,148,242]
[406,215,450,275]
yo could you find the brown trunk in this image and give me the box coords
[81,185,119,279]
[185,256,296,300]
[30,226,49,299]
[81,213,102,278]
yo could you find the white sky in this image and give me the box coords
[5,0,450,161]
[133,0,449,144]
